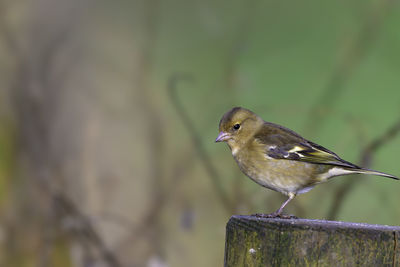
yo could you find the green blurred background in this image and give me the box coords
[0,0,400,266]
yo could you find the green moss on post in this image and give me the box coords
[224,215,400,266]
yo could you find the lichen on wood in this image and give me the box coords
[224,215,400,266]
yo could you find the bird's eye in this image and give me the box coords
[233,124,240,130]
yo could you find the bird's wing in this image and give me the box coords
[254,123,360,169]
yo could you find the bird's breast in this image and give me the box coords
[233,148,328,195]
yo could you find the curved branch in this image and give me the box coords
[168,74,234,213]
[304,0,395,136]
[327,117,400,220]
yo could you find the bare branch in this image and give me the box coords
[304,0,395,136]
[113,149,197,257]
[53,191,122,267]
[168,74,234,213]
[327,117,400,220]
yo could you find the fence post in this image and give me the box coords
[224,215,400,266]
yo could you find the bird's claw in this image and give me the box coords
[252,213,298,219]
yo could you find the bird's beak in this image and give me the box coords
[215,131,231,142]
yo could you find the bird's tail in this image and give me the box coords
[354,168,399,180]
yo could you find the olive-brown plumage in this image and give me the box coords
[216,107,398,217]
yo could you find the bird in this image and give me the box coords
[215,107,398,218]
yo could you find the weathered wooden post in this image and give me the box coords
[224,215,400,266]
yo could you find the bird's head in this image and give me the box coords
[216,107,263,151]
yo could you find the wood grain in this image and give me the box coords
[224,215,400,266]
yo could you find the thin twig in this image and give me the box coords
[4,1,121,265]
[222,0,258,94]
[114,149,196,253]
[304,0,395,137]
[168,74,234,213]
[327,117,400,220]
[53,192,121,267]
[361,119,400,167]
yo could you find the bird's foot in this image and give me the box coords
[252,213,298,219]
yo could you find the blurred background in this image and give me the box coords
[0,0,400,266]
